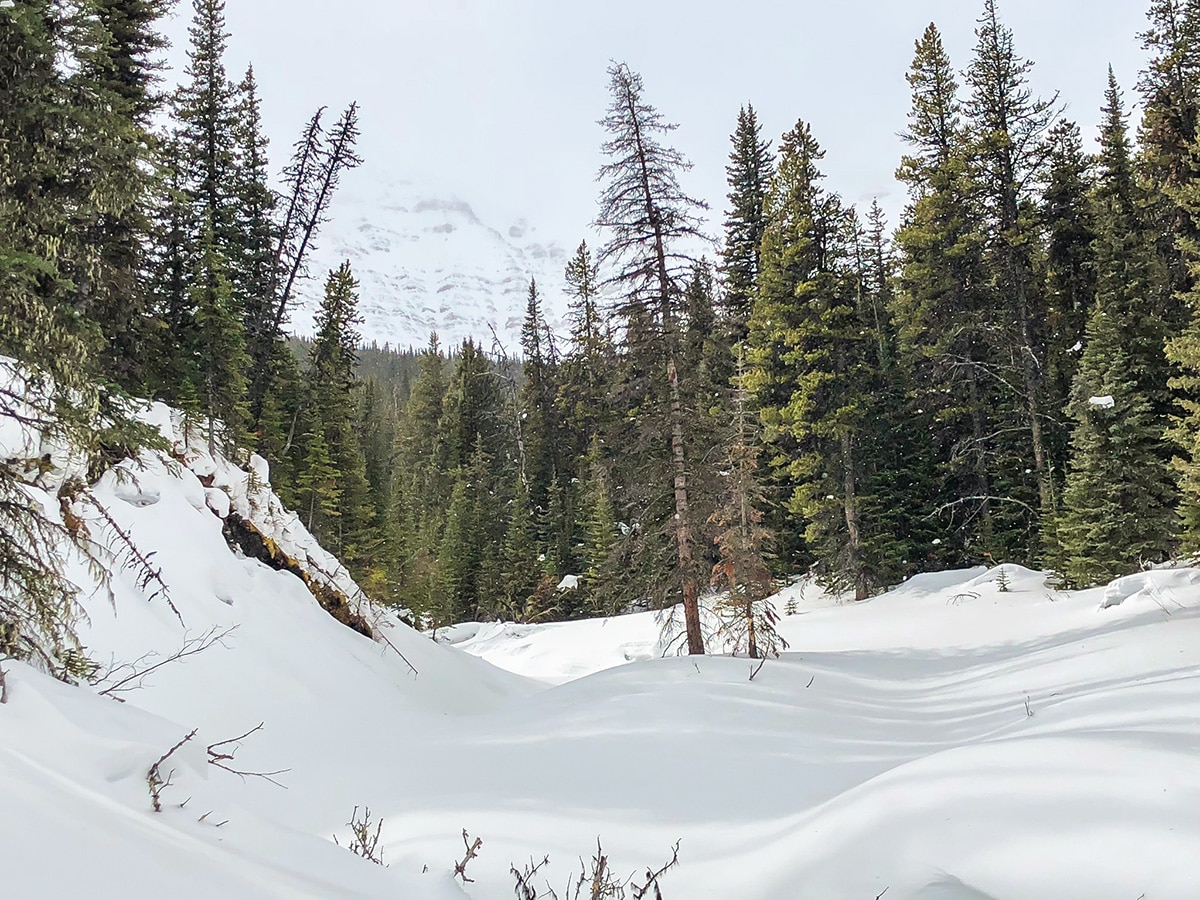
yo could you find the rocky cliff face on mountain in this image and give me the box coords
[292,181,572,350]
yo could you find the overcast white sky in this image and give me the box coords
[162,0,1150,242]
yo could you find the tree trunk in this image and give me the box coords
[1011,251,1051,512]
[669,352,704,655]
[965,352,994,546]
[840,430,867,601]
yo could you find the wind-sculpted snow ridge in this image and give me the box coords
[2,387,1199,898]
[293,180,571,350]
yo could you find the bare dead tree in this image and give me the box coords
[0,661,8,704]
[270,103,363,337]
[147,728,197,812]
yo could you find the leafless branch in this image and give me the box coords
[454,829,484,883]
[749,659,766,682]
[333,806,386,865]
[97,626,237,698]
[206,722,290,788]
[511,855,552,899]
[631,840,680,899]
[84,494,184,625]
[148,728,197,812]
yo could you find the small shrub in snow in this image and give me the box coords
[509,839,680,899]
[333,806,385,866]
[995,566,1011,593]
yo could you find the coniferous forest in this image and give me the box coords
[7,0,1200,653]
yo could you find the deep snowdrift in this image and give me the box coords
[2,406,1198,898]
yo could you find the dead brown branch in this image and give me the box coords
[84,494,184,624]
[454,829,484,883]
[148,728,197,812]
[333,806,385,865]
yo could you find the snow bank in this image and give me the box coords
[3,377,1198,899]
[2,390,535,898]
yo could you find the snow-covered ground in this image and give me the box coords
[2,418,1198,898]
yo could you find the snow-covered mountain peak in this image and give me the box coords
[294,180,572,351]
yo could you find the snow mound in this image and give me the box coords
[2,394,535,897]
[3,388,1199,897]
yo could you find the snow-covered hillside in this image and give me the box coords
[293,180,572,350]
[2,406,1199,898]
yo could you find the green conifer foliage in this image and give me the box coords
[722,105,775,339]
[81,0,171,391]
[232,66,281,389]
[596,62,708,652]
[580,436,618,614]
[711,348,785,659]
[1059,306,1177,586]
[191,225,250,454]
[303,264,382,590]
[748,121,898,598]
[1138,0,1200,298]
[1042,119,1097,418]
[965,0,1060,538]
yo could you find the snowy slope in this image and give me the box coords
[1,397,533,899]
[2,394,1199,899]
[293,180,571,350]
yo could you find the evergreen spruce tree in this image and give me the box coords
[391,336,449,619]
[439,439,500,623]
[519,279,560,517]
[1095,71,1173,416]
[1138,0,1200,300]
[580,436,618,614]
[191,224,250,454]
[232,65,282,423]
[560,240,613,457]
[157,0,249,445]
[296,422,341,533]
[711,347,785,659]
[83,0,171,391]
[1042,119,1097,418]
[1059,305,1177,585]
[303,263,382,589]
[499,482,547,621]
[173,0,239,251]
[0,0,109,675]
[965,0,1060,538]
[892,23,997,564]
[748,122,900,598]
[722,104,775,339]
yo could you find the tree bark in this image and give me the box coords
[624,84,704,655]
[669,353,703,654]
[840,430,867,601]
